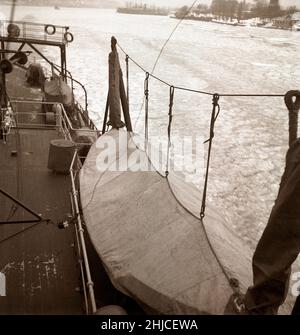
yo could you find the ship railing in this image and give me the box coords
[69,150,97,314]
[74,100,98,132]
[10,100,100,147]
[10,110,62,128]
[41,64,90,116]
[0,20,70,45]
[10,98,99,313]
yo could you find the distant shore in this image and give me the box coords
[0,1,117,9]
[170,15,299,32]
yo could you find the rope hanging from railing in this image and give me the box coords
[125,54,129,105]
[144,72,150,142]
[115,42,299,220]
[116,43,286,99]
[200,93,220,220]
[166,86,175,177]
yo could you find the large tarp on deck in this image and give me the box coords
[80,129,294,314]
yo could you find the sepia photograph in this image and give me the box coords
[0,0,300,327]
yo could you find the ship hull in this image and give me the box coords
[117,8,168,16]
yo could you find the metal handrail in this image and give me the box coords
[46,62,89,113]
[0,20,69,44]
[9,100,100,150]
[10,99,100,135]
[70,150,97,314]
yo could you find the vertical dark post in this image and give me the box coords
[60,45,67,81]
[0,40,7,108]
[120,70,132,132]
[125,54,129,106]
[102,92,109,134]
[0,40,5,61]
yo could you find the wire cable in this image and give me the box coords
[149,0,199,76]
[117,45,287,99]
[118,0,200,129]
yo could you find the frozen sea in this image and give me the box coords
[1,5,300,248]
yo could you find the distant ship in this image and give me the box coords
[117,3,168,16]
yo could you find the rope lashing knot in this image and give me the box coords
[168,85,175,114]
[166,86,175,177]
[167,86,175,141]
[204,93,220,144]
[284,90,300,147]
[144,72,150,95]
[213,93,220,102]
[200,93,221,219]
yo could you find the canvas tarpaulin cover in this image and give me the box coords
[44,76,72,106]
[80,129,294,314]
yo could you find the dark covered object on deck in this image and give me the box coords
[43,76,72,106]
[26,63,46,87]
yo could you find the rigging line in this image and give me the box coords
[0,219,51,246]
[117,49,286,98]
[220,93,285,97]
[149,72,171,87]
[164,175,237,292]
[144,72,150,142]
[127,131,238,292]
[123,0,199,129]
[7,0,17,51]
[81,141,130,211]
[200,93,220,219]
[117,48,172,87]
[166,86,175,176]
[175,85,213,96]
[149,0,199,76]
[131,132,241,293]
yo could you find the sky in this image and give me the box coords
[119,0,300,8]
